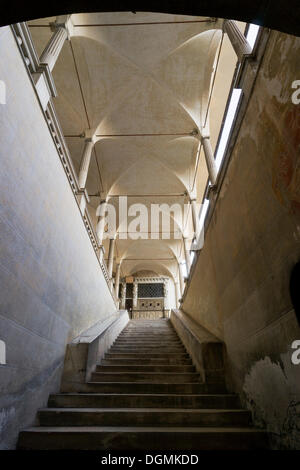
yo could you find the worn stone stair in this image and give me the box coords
[17,318,268,450]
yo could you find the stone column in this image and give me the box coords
[223,19,252,61]
[107,237,115,279]
[178,261,185,295]
[121,282,126,309]
[115,263,121,298]
[201,136,217,186]
[133,280,138,309]
[78,138,95,190]
[163,279,169,316]
[40,17,73,72]
[190,198,200,237]
[96,200,107,245]
[175,280,181,308]
[183,237,191,275]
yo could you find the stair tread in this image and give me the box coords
[41,407,247,413]
[96,366,194,371]
[106,353,189,356]
[51,393,237,397]
[101,364,192,366]
[92,372,199,375]
[21,426,265,433]
[88,381,204,384]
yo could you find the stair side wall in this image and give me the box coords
[0,28,116,449]
[182,30,300,449]
[170,310,226,385]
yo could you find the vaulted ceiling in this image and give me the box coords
[29,12,241,281]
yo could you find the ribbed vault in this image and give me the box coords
[29,11,241,300]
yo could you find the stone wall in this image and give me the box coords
[132,311,164,319]
[0,27,116,449]
[183,30,300,449]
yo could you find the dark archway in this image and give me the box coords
[1,1,300,36]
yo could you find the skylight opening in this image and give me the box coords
[198,198,210,230]
[246,24,260,50]
[215,88,243,170]
[181,261,187,279]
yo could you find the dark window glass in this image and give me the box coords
[126,283,133,298]
[138,283,164,298]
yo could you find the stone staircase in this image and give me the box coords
[18,319,268,450]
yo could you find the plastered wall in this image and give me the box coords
[183,30,300,449]
[0,27,116,449]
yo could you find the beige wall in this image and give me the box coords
[0,27,116,449]
[183,30,300,449]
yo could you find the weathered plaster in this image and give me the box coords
[243,352,300,449]
[183,30,300,448]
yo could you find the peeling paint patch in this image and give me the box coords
[243,353,300,449]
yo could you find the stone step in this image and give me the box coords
[105,352,190,360]
[124,322,169,324]
[110,343,184,348]
[119,329,177,333]
[102,357,192,365]
[109,348,186,354]
[115,336,180,340]
[96,364,195,372]
[122,324,173,326]
[113,342,181,347]
[123,329,175,333]
[48,393,241,409]
[116,338,179,343]
[90,372,200,383]
[82,382,222,394]
[108,352,187,357]
[119,328,176,331]
[114,338,181,343]
[112,340,182,345]
[125,320,170,323]
[122,329,175,333]
[111,343,184,348]
[38,408,252,427]
[125,321,170,324]
[123,333,178,336]
[112,343,181,348]
[121,333,176,337]
[108,351,187,357]
[118,333,178,337]
[18,426,268,450]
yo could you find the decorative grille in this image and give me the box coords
[138,283,164,298]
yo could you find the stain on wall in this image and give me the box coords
[244,353,300,449]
